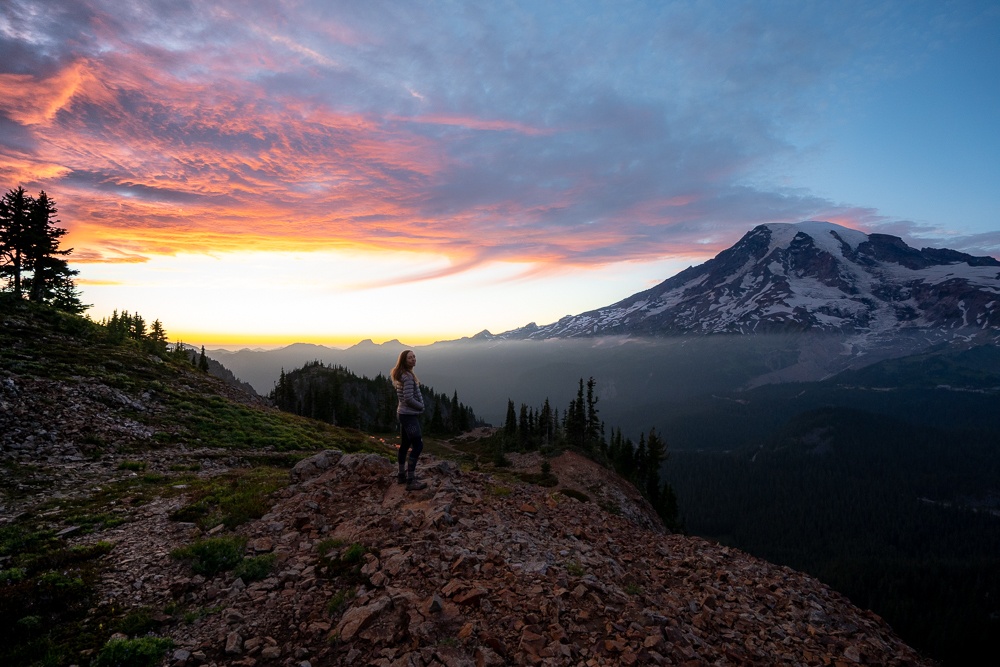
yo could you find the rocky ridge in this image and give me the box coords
[76,449,933,667]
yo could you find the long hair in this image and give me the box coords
[390,349,419,387]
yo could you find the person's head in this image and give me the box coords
[391,349,418,384]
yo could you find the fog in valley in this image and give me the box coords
[212,333,871,441]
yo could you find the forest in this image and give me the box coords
[663,377,1000,665]
[269,361,479,437]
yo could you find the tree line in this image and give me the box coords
[497,377,680,530]
[270,361,480,436]
[97,308,211,371]
[0,186,86,313]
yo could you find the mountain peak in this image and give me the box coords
[497,221,1000,341]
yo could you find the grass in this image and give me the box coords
[91,636,174,667]
[170,536,247,576]
[341,542,366,563]
[168,466,289,530]
[317,537,348,557]
[327,588,357,615]
[233,553,277,582]
[317,541,370,588]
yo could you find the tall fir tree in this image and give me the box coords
[0,186,31,298]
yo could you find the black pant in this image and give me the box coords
[398,413,423,475]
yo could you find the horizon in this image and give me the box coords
[2,1,999,346]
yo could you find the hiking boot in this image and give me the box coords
[396,472,406,484]
[406,477,427,491]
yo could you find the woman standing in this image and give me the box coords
[391,349,427,491]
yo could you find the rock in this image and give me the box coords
[224,632,243,655]
[289,450,344,483]
[336,596,392,641]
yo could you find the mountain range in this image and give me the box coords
[211,221,1000,427]
[491,220,1000,340]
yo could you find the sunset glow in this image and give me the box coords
[2,1,998,346]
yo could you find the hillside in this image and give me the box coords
[0,302,933,666]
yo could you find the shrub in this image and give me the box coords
[91,637,173,667]
[0,567,26,584]
[170,536,246,576]
[341,543,365,563]
[233,554,276,582]
[326,588,356,615]
[316,538,346,557]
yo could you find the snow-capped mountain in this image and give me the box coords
[495,221,1000,339]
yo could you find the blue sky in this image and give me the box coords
[0,0,997,345]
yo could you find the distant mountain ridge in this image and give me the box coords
[491,221,1000,340]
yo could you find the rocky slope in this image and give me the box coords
[73,448,934,667]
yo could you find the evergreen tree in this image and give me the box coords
[0,187,85,312]
[0,186,31,297]
[504,399,517,441]
[518,403,530,449]
[148,319,169,355]
[430,401,445,434]
[198,345,210,372]
[24,191,71,304]
[539,398,553,445]
[585,377,601,449]
[450,391,461,431]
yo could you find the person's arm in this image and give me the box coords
[403,374,424,411]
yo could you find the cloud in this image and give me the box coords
[0,0,992,278]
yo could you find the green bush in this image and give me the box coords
[91,637,173,667]
[0,567,27,584]
[170,536,246,576]
[233,554,276,582]
[341,543,365,563]
[326,588,356,615]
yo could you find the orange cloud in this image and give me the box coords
[0,62,88,126]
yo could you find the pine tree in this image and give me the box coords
[0,187,85,312]
[24,191,71,304]
[504,399,517,442]
[148,319,168,355]
[585,377,601,449]
[198,345,210,372]
[539,398,553,445]
[518,403,530,449]
[0,186,31,297]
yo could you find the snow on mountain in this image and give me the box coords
[496,221,1000,340]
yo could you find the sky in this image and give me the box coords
[1,0,998,348]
